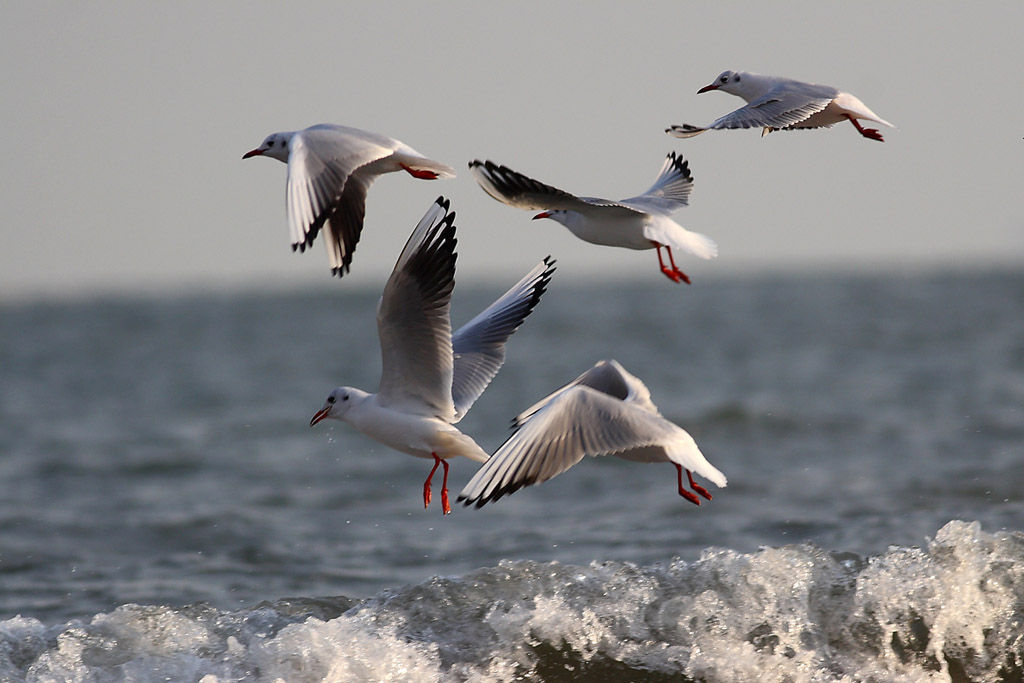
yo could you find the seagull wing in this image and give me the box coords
[619,152,695,215]
[512,358,660,428]
[375,197,458,420]
[450,257,556,422]
[468,160,593,212]
[667,82,838,137]
[457,376,683,507]
[285,126,396,274]
[470,159,654,218]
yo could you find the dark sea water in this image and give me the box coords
[1,271,1023,681]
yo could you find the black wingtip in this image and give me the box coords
[665,152,692,180]
[402,196,458,299]
[464,477,534,509]
[534,256,557,300]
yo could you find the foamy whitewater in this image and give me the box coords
[3,522,1023,681]
[1,273,1023,681]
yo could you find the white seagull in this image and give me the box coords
[667,71,894,141]
[468,153,717,284]
[309,196,555,514]
[243,124,455,277]
[458,359,726,508]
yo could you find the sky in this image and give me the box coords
[2,1,1022,300]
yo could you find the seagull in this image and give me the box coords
[666,71,894,141]
[468,154,717,284]
[309,196,555,514]
[243,124,455,277]
[458,359,726,508]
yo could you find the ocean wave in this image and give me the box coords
[2,520,1022,682]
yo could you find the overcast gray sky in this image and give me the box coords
[2,1,1022,300]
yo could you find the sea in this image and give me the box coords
[1,270,1023,682]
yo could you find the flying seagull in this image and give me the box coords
[310,196,555,514]
[468,153,717,284]
[244,124,455,277]
[458,359,726,508]
[667,71,894,141]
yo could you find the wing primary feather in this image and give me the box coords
[450,256,555,420]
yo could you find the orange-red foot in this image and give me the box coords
[848,116,885,142]
[423,455,443,509]
[675,464,702,506]
[687,469,713,501]
[654,243,692,284]
[660,267,691,284]
[439,457,451,515]
[401,164,441,179]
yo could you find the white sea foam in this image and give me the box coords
[2,520,1023,682]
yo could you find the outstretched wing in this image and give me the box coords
[468,160,592,211]
[667,82,838,137]
[450,257,556,421]
[375,197,458,420]
[511,359,659,428]
[286,127,396,276]
[618,152,694,215]
[470,159,650,217]
[457,378,681,507]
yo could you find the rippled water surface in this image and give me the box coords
[1,271,1023,681]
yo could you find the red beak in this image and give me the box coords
[533,211,552,220]
[310,407,331,426]
[242,148,264,159]
[697,84,720,94]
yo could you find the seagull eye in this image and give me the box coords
[327,395,336,404]
[720,75,728,83]
[267,140,275,147]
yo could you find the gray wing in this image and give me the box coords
[470,159,653,218]
[469,159,602,212]
[457,378,679,508]
[317,172,371,276]
[375,197,458,420]
[667,83,838,137]
[618,152,694,216]
[450,257,556,421]
[511,358,659,428]
[286,127,397,277]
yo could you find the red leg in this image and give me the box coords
[846,115,884,142]
[674,464,701,506]
[687,469,713,501]
[652,243,690,284]
[664,247,692,285]
[423,454,442,509]
[401,163,441,180]
[439,458,451,515]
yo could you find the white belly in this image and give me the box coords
[565,214,654,250]
[348,405,488,463]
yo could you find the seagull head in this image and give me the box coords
[310,387,356,426]
[698,71,763,99]
[532,209,568,225]
[242,132,293,162]
[698,70,738,93]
